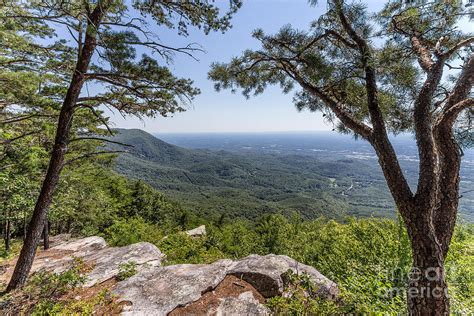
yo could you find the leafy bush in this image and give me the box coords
[26,258,86,299]
[266,269,339,315]
[157,232,225,265]
[32,289,116,316]
[117,261,138,281]
[103,217,163,247]
[162,215,470,314]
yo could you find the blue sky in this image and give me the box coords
[108,0,385,133]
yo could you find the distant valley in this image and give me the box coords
[110,129,474,222]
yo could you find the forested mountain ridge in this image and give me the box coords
[109,129,474,221]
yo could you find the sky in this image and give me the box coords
[108,0,384,133]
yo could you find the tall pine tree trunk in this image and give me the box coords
[6,108,73,291]
[6,6,103,291]
[405,205,450,315]
[372,131,458,314]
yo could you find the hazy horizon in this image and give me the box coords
[108,1,384,134]
[107,1,471,134]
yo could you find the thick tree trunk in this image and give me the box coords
[5,6,104,291]
[403,202,450,315]
[66,219,72,234]
[6,124,71,291]
[408,261,449,315]
[407,231,449,315]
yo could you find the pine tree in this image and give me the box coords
[1,0,241,291]
[209,0,474,314]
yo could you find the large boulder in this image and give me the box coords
[115,259,234,315]
[229,254,339,300]
[185,225,206,237]
[83,242,164,287]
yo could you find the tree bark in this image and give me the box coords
[66,219,72,234]
[6,5,104,291]
[407,259,449,315]
[6,122,71,290]
[406,210,449,315]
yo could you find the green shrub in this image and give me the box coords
[32,289,115,316]
[266,269,339,315]
[103,217,163,247]
[158,232,225,265]
[116,261,138,281]
[26,258,86,299]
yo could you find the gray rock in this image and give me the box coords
[185,225,206,237]
[83,242,164,287]
[228,254,339,299]
[3,236,338,315]
[114,259,234,316]
[114,255,338,315]
[1,237,164,289]
[29,237,106,273]
[215,291,270,316]
[48,234,72,247]
[51,236,107,255]
[0,236,107,284]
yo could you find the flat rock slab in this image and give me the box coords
[115,259,235,316]
[0,237,164,289]
[83,242,164,287]
[0,236,107,284]
[51,236,107,255]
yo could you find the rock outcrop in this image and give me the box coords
[0,236,164,288]
[185,225,206,237]
[83,242,164,287]
[229,254,339,300]
[115,254,338,315]
[0,237,338,315]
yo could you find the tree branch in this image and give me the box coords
[76,103,114,135]
[69,136,134,147]
[291,73,373,139]
[438,53,474,119]
[62,150,126,167]
[334,1,386,136]
[0,114,56,125]
[411,35,435,72]
[436,99,474,128]
[442,36,474,59]
[334,1,414,213]
[0,130,42,145]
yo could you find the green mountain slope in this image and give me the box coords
[108,129,398,220]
